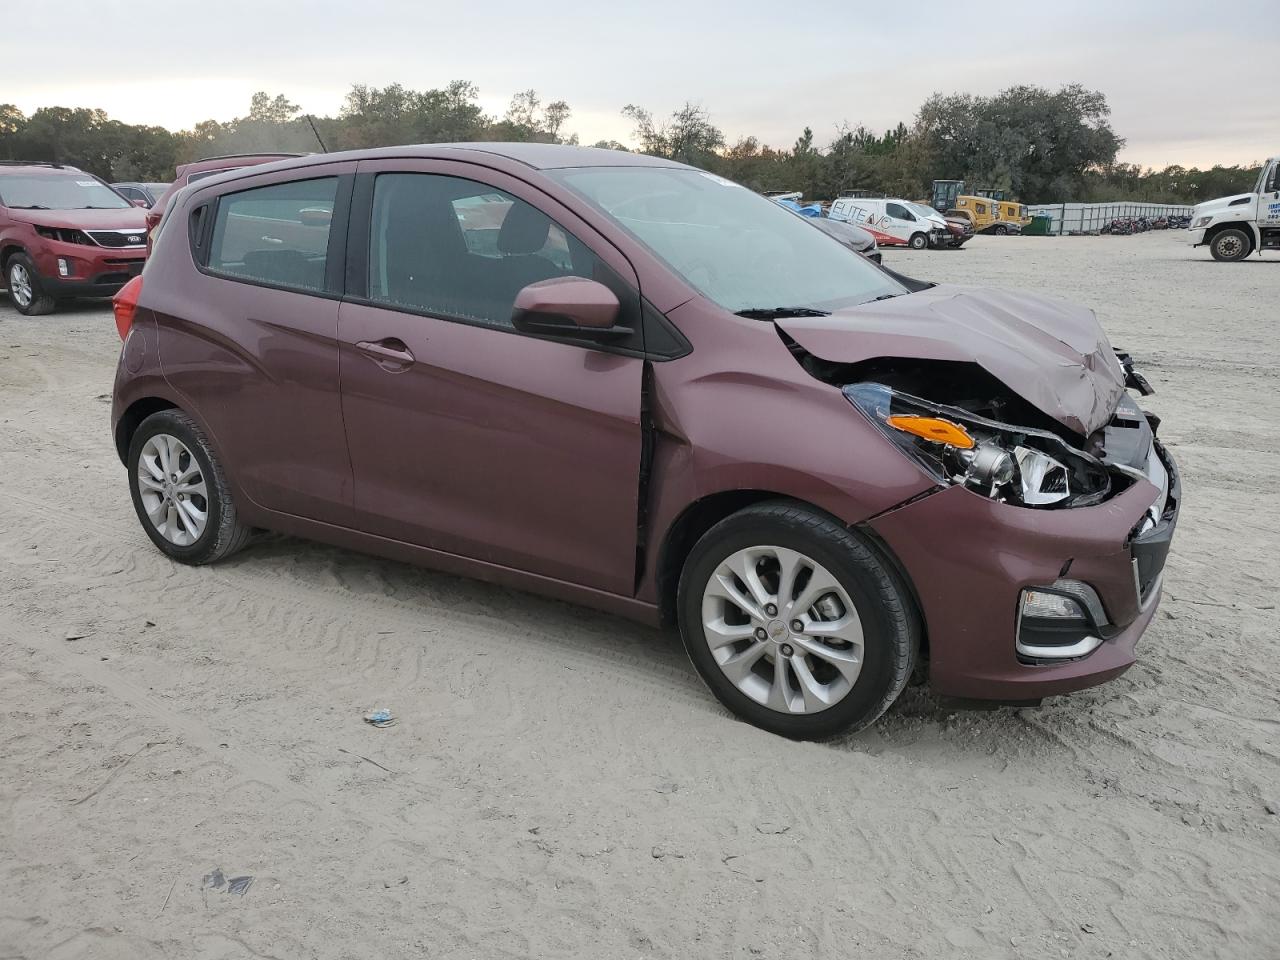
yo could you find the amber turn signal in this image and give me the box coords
[886,414,975,449]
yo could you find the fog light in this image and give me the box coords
[1022,589,1087,620]
[57,257,70,277]
[1018,580,1108,661]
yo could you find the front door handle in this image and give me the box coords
[356,338,415,371]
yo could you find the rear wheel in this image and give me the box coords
[677,501,919,740]
[1209,228,1251,262]
[5,254,56,316]
[127,409,252,565]
[908,232,929,251]
[992,224,1008,236]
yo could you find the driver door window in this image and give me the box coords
[367,173,595,331]
[886,202,914,221]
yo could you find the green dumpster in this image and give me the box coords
[1024,214,1053,236]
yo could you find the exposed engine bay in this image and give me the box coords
[781,332,1167,512]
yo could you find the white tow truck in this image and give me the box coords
[1190,155,1280,261]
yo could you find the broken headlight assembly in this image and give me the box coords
[844,382,1110,508]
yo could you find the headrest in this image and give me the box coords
[497,202,552,255]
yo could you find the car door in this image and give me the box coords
[884,202,916,237]
[1260,160,1280,227]
[165,165,356,527]
[336,160,645,596]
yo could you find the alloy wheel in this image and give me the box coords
[8,263,33,308]
[137,433,209,545]
[700,545,864,714]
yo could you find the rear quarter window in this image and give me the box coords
[206,178,337,293]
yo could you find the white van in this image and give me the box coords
[828,197,948,249]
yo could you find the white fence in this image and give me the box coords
[1027,202,1194,235]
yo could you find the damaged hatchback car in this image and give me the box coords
[111,144,1178,739]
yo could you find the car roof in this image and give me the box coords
[422,142,686,170]
[175,153,306,180]
[0,162,85,176]
[187,143,690,182]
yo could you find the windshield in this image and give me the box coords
[906,202,940,221]
[0,173,131,210]
[550,167,906,312]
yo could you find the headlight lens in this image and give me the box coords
[844,382,1110,508]
[1192,215,1212,228]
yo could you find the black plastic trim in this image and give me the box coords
[1130,440,1179,600]
[344,172,373,299]
[323,174,355,296]
[640,298,692,360]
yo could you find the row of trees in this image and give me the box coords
[0,83,1262,205]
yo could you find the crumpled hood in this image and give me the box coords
[777,284,1127,436]
[5,207,148,231]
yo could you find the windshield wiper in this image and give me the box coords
[869,293,902,302]
[735,306,831,320]
[10,204,49,210]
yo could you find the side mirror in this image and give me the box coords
[132,198,150,208]
[511,277,629,338]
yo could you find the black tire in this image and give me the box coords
[908,232,929,251]
[992,224,1008,236]
[677,501,920,740]
[127,409,252,565]
[1209,228,1251,262]
[5,253,57,316]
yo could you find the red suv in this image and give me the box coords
[111,144,1178,739]
[0,162,148,315]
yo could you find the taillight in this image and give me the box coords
[114,275,143,341]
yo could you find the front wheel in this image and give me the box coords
[1209,228,1251,262]
[6,254,57,315]
[677,501,919,740]
[908,232,929,250]
[127,409,252,564]
[992,224,1008,236]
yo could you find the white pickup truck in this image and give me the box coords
[1190,155,1280,261]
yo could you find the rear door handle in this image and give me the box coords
[356,337,415,371]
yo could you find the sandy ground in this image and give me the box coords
[1,231,1277,960]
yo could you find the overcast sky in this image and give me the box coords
[10,0,1276,169]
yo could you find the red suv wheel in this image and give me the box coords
[6,253,57,316]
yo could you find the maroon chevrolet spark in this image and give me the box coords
[110,144,1178,739]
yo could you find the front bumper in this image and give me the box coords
[30,241,145,298]
[1188,228,1206,247]
[870,440,1179,701]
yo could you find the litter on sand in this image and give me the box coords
[202,867,254,896]
[363,709,396,728]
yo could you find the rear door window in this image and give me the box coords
[208,178,337,293]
